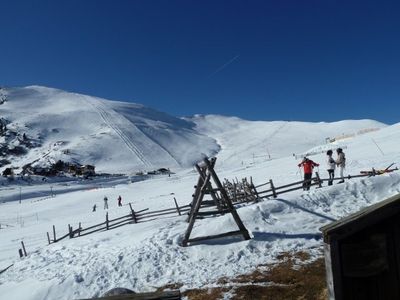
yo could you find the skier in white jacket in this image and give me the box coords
[326,150,335,185]
[336,148,346,183]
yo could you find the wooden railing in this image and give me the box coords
[47,200,190,244]
[44,167,398,245]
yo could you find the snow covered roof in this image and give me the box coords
[321,192,400,243]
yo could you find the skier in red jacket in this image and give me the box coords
[298,157,319,191]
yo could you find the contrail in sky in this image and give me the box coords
[208,54,240,78]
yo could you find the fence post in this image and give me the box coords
[132,210,137,223]
[68,224,73,238]
[21,241,27,257]
[18,249,23,258]
[129,203,134,214]
[78,222,81,236]
[106,213,109,230]
[129,203,137,223]
[53,225,56,242]
[269,179,277,198]
[47,232,51,244]
[315,172,322,188]
[233,183,237,202]
[173,197,181,216]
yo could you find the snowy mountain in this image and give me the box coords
[0,86,219,173]
[0,86,387,176]
[1,85,399,300]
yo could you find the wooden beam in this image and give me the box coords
[269,179,277,198]
[187,230,249,244]
[173,197,181,216]
[181,171,212,247]
[203,158,251,241]
[21,241,27,257]
[80,290,181,300]
[53,225,56,242]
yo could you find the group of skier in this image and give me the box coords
[298,148,346,191]
[92,195,123,211]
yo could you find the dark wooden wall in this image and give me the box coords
[335,215,400,299]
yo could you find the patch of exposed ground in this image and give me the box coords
[161,251,328,300]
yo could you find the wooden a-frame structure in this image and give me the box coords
[181,157,251,247]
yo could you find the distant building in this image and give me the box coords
[81,165,95,176]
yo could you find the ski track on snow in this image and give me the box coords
[84,98,152,167]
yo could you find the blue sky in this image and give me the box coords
[1,1,400,124]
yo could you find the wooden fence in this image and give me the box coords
[230,169,398,204]
[44,168,398,245]
[47,201,191,244]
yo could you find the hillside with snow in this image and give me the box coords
[0,86,388,176]
[0,86,219,174]
[0,86,399,300]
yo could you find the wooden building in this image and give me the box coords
[321,193,400,300]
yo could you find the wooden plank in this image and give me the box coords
[21,241,27,257]
[78,226,107,237]
[136,207,178,216]
[181,171,211,247]
[0,264,13,275]
[68,224,73,238]
[274,179,306,190]
[276,182,320,195]
[107,220,137,231]
[128,203,134,215]
[254,181,271,188]
[108,214,133,222]
[269,179,277,198]
[55,231,71,242]
[53,225,56,242]
[79,221,106,232]
[173,197,181,216]
[107,218,134,229]
[330,239,344,300]
[187,230,248,244]
[80,290,181,300]
[204,158,251,241]
[47,232,51,244]
[196,209,231,216]
[136,210,182,220]
[257,188,273,196]
[135,208,150,214]
[195,159,221,209]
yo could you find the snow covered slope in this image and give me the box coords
[0,86,219,173]
[0,113,399,299]
[1,85,399,300]
[190,114,387,169]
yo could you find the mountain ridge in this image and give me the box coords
[0,85,388,174]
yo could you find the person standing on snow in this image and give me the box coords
[326,150,336,186]
[103,196,109,210]
[298,157,319,191]
[336,148,346,183]
[117,195,122,207]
